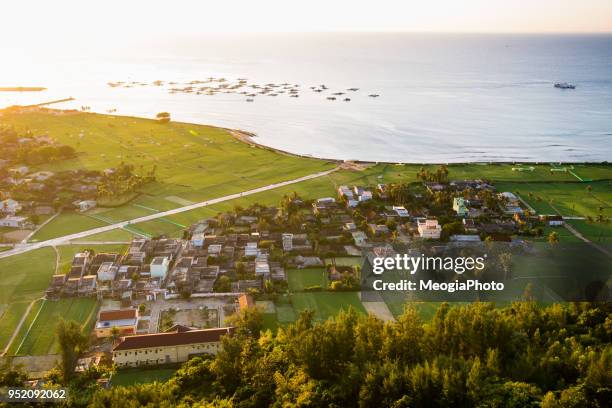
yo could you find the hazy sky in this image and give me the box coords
[3,0,611,39]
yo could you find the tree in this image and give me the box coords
[547,231,559,246]
[57,319,89,382]
[156,112,171,124]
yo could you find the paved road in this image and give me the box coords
[0,167,338,259]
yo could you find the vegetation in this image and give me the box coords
[85,302,611,407]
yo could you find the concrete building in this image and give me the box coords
[95,309,139,338]
[97,262,118,281]
[0,199,21,214]
[112,327,234,367]
[417,218,442,240]
[150,257,170,279]
[453,197,468,217]
[0,215,28,228]
[282,233,293,251]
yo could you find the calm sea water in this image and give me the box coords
[2,33,611,163]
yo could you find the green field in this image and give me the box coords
[30,213,107,242]
[0,248,56,306]
[4,111,334,241]
[287,268,328,291]
[496,181,611,242]
[111,367,177,387]
[9,298,98,356]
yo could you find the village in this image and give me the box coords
[36,171,570,372]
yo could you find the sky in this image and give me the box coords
[2,0,611,58]
[3,0,611,37]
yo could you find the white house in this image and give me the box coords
[75,200,97,212]
[337,186,354,199]
[245,242,259,257]
[499,192,519,205]
[393,206,410,218]
[9,166,29,176]
[97,262,118,281]
[191,232,205,248]
[255,256,270,277]
[351,230,368,247]
[282,233,293,251]
[1,199,21,214]
[0,215,28,228]
[150,257,170,279]
[417,218,442,239]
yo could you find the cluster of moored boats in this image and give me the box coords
[107,78,382,102]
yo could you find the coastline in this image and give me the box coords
[2,106,610,167]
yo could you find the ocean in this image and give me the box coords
[1,33,611,163]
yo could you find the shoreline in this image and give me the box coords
[2,105,610,166]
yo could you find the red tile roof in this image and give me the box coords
[99,309,137,321]
[113,327,234,351]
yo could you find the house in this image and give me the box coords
[74,200,97,212]
[540,215,564,226]
[368,224,390,236]
[337,186,354,199]
[8,166,29,176]
[29,171,55,181]
[351,231,368,247]
[499,192,519,205]
[237,294,255,311]
[255,257,270,277]
[417,218,442,239]
[71,252,92,277]
[78,275,97,296]
[95,309,139,338]
[393,206,410,218]
[97,262,118,281]
[450,235,482,244]
[463,218,478,233]
[0,215,28,228]
[150,257,170,279]
[282,233,293,251]
[244,242,258,257]
[1,199,21,214]
[453,197,468,217]
[112,327,234,367]
[191,232,205,248]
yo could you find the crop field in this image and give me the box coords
[9,298,98,356]
[287,268,328,291]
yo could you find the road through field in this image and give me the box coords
[0,167,339,260]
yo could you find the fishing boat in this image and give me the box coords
[368,94,380,97]
[554,82,576,89]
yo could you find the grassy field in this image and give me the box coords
[0,248,56,305]
[111,367,176,387]
[287,268,328,291]
[9,298,98,356]
[3,111,334,241]
[0,247,56,350]
[30,213,107,242]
